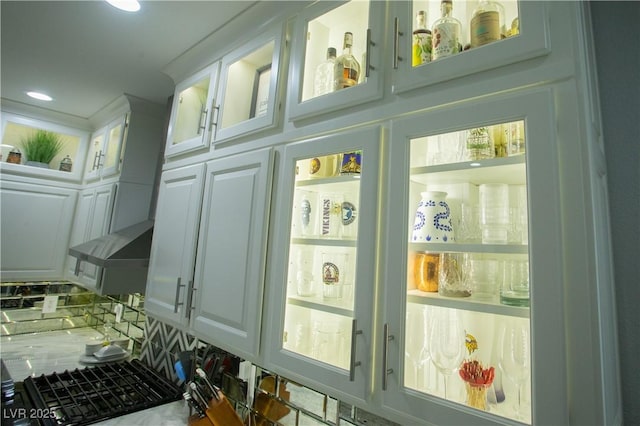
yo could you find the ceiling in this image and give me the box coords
[0,1,258,120]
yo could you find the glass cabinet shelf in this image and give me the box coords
[286,295,353,318]
[292,238,357,247]
[411,242,527,254]
[407,289,529,318]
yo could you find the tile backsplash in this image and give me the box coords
[141,315,399,426]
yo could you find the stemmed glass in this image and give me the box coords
[428,307,465,400]
[498,321,531,419]
[404,305,431,391]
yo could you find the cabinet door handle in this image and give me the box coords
[197,106,208,135]
[208,103,220,132]
[185,280,196,318]
[173,277,185,314]
[393,17,403,69]
[365,28,375,77]
[382,323,394,390]
[349,319,363,381]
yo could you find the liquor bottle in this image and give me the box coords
[432,0,462,61]
[334,32,360,90]
[470,0,505,48]
[412,10,432,67]
[313,47,337,97]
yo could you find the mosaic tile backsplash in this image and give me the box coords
[140,315,399,426]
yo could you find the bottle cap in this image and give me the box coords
[327,47,336,58]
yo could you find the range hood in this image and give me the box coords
[68,220,153,270]
[68,220,154,295]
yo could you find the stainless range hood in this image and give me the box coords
[68,220,153,294]
[68,220,153,268]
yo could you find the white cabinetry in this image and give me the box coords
[286,1,385,122]
[190,148,274,360]
[145,164,205,327]
[379,90,568,425]
[150,1,619,424]
[145,149,274,361]
[165,63,220,158]
[65,183,116,292]
[0,179,77,281]
[263,127,381,402]
[84,115,127,181]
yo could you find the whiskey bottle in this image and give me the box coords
[313,47,337,97]
[432,0,462,61]
[412,10,432,67]
[470,0,505,48]
[334,32,360,90]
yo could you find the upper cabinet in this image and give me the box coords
[286,1,385,122]
[389,0,550,94]
[85,115,127,181]
[264,127,382,402]
[213,23,285,144]
[165,63,220,158]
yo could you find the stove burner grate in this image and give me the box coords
[23,359,181,425]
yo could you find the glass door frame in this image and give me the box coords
[285,0,386,122]
[379,88,566,425]
[263,125,382,404]
[389,1,551,95]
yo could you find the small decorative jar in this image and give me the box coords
[59,155,73,172]
[412,191,454,243]
[6,148,22,164]
[466,127,494,161]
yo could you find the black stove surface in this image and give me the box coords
[20,360,181,426]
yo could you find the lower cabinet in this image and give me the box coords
[0,179,77,281]
[145,148,274,361]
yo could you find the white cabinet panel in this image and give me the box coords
[65,184,116,292]
[191,148,274,361]
[145,164,205,328]
[0,180,77,280]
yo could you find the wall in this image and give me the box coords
[141,314,399,426]
[590,1,640,425]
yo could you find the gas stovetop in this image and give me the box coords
[21,360,182,426]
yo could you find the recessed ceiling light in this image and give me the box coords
[105,0,141,12]
[26,91,53,101]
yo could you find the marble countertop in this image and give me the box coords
[93,400,191,426]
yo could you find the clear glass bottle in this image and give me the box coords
[432,0,462,61]
[470,0,505,48]
[412,10,432,67]
[314,47,337,97]
[334,32,361,90]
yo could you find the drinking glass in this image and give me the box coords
[479,183,510,244]
[428,308,466,399]
[498,321,531,419]
[404,305,431,391]
[321,252,348,299]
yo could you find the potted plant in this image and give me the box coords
[21,130,64,168]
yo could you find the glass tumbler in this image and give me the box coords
[479,183,510,244]
[438,252,471,297]
[500,259,530,307]
[322,252,348,299]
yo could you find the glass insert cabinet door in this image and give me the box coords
[382,91,565,425]
[287,1,384,121]
[165,63,219,158]
[390,0,550,94]
[265,127,381,401]
[214,23,284,143]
